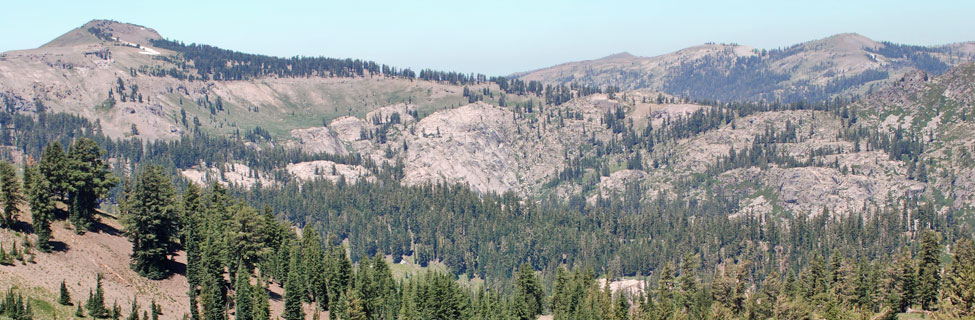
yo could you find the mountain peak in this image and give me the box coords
[599,52,637,60]
[41,19,162,49]
[813,32,880,50]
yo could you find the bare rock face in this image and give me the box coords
[330,116,370,142]
[938,63,975,106]
[365,103,415,125]
[598,170,647,194]
[863,70,930,112]
[181,162,274,188]
[290,127,348,156]
[287,160,372,184]
[402,102,522,194]
[715,151,925,217]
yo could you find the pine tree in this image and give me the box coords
[28,166,55,252]
[0,161,23,229]
[235,264,253,320]
[325,241,352,312]
[183,184,204,320]
[122,165,178,280]
[889,249,916,312]
[614,291,630,320]
[67,138,118,233]
[87,273,109,318]
[283,250,305,320]
[301,230,327,308]
[345,289,366,320]
[150,299,160,320]
[917,230,942,310]
[252,278,270,320]
[59,280,72,305]
[76,302,86,318]
[39,142,70,200]
[514,263,544,320]
[943,239,975,316]
[551,267,573,318]
[111,300,121,320]
[126,296,139,320]
[199,271,227,320]
[398,283,419,320]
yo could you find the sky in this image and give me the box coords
[2,0,974,76]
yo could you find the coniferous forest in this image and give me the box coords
[2,17,975,320]
[0,94,973,319]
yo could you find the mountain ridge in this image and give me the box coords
[2,20,974,210]
[515,32,975,102]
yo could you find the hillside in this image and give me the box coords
[0,20,500,142]
[515,33,975,102]
[0,208,342,319]
[1,18,975,320]
[3,20,975,215]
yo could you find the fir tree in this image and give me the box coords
[345,289,366,320]
[234,264,253,320]
[59,280,72,305]
[150,299,159,320]
[126,296,139,320]
[943,239,975,316]
[0,161,23,229]
[39,142,69,200]
[252,278,270,320]
[87,273,109,318]
[325,241,352,312]
[111,300,121,320]
[283,251,305,320]
[301,230,327,308]
[67,138,118,233]
[514,263,544,320]
[199,271,227,320]
[889,249,916,312]
[122,165,178,280]
[917,230,942,310]
[28,167,55,252]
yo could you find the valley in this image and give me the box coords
[0,18,973,320]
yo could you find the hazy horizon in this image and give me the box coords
[3,0,974,75]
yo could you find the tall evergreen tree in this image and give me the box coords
[183,183,204,320]
[514,263,544,320]
[325,242,352,312]
[126,296,139,320]
[86,273,109,318]
[27,166,55,251]
[199,270,227,320]
[235,264,253,320]
[916,230,942,310]
[39,142,69,200]
[67,138,118,233]
[253,277,271,320]
[301,230,327,308]
[122,165,179,280]
[886,249,916,313]
[59,280,72,306]
[345,289,366,320]
[283,250,305,320]
[0,161,23,229]
[943,239,975,316]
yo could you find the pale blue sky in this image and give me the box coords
[2,0,973,75]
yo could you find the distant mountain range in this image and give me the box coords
[1,19,973,209]
[2,20,975,319]
[515,33,975,102]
